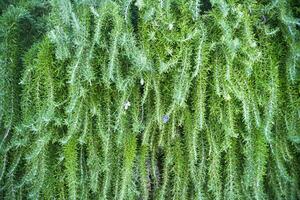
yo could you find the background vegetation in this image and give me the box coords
[0,0,300,199]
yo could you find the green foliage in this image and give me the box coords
[0,0,300,199]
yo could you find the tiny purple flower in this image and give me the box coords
[162,115,169,124]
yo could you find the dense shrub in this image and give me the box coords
[0,0,299,199]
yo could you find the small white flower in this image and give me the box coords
[140,78,144,86]
[124,100,131,110]
[168,23,174,30]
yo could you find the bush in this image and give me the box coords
[0,0,299,199]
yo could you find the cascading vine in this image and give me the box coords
[0,0,299,199]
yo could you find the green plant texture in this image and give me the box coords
[0,0,300,199]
